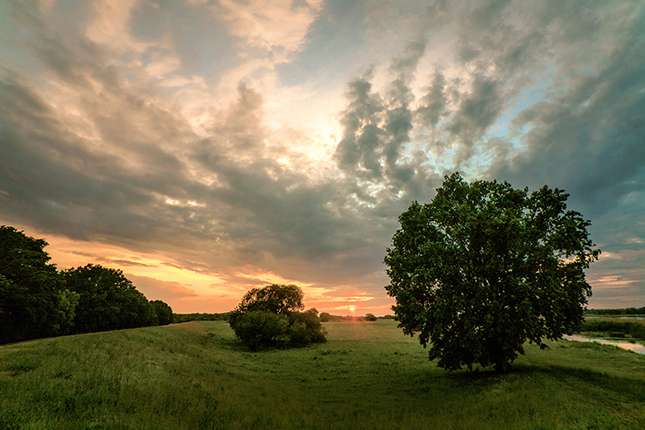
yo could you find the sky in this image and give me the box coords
[1,0,644,315]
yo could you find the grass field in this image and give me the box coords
[1,320,645,429]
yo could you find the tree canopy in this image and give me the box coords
[0,226,77,343]
[384,173,600,371]
[63,264,158,333]
[234,284,305,315]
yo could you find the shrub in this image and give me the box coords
[287,310,327,345]
[230,311,289,350]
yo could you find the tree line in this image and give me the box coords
[172,312,232,323]
[0,226,173,345]
[586,308,645,316]
[319,313,379,322]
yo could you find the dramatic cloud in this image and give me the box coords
[1,0,643,312]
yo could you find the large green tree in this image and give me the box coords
[0,226,78,344]
[63,264,156,333]
[384,173,600,371]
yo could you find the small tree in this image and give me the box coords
[229,284,327,350]
[384,173,600,371]
[365,313,378,321]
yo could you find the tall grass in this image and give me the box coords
[1,320,644,429]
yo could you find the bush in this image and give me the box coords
[287,310,327,345]
[231,311,289,350]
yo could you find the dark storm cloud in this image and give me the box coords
[389,39,427,80]
[334,74,383,172]
[0,68,198,246]
[446,76,503,141]
[450,0,645,305]
[488,11,645,219]
[416,72,447,129]
[334,39,435,192]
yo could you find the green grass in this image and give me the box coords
[1,321,645,429]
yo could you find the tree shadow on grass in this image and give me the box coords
[436,362,645,404]
[518,363,645,403]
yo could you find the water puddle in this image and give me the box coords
[563,335,645,355]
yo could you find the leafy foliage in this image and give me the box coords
[229,284,326,350]
[0,226,78,344]
[234,284,305,315]
[232,311,290,350]
[384,173,600,371]
[287,308,327,345]
[63,264,157,333]
[150,300,174,325]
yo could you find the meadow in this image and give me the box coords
[1,320,645,430]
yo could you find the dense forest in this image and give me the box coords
[0,226,173,344]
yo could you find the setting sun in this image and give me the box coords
[349,306,355,312]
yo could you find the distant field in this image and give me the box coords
[579,317,645,340]
[1,320,645,429]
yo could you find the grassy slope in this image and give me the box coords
[1,320,644,430]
